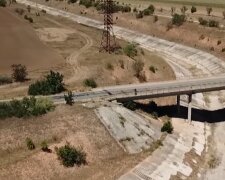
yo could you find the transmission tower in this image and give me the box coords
[100,0,117,53]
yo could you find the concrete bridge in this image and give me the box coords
[51,75,225,122]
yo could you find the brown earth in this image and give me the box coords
[0,8,64,75]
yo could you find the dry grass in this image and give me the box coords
[0,104,153,180]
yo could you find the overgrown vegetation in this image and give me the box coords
[56,143,87,167]
[172,13,186,26]
[0,75,12,85]
[198,17,219,27]
[123,43,138,58]
[149,65,157,73]
[0,0,6,7]
[64,91,74,106]
[26,138,35,150]
[28,71,65,95]
[83,78,97,88]
[0,97,54,119]
[11,64,27,82]
[180,6,188,15]
[161,121,173,134]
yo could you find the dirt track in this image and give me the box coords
[0,8,63,74]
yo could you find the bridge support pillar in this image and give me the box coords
[188,94,192,124]
[177,95,180,114]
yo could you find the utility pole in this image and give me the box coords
[100,0,117,53]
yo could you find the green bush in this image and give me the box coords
[0,75,12,85]
[0,97,54,119]
[106,63,114,70]
[161,121,173,134]
[79,0,93,8]
[123,43,137,58]
[11,64,27,82]
[26,138,35,150]
[83,78,97,88]
[172,13,186,26]
[64,91,74,105]
[0,0,6,7]
[56,143,87,167]
[208,20,219,27]
[149,65,157,73]
[198,17,208,26]
[28,71,65,95]
[191,6,197,13]
[133,60,144,78]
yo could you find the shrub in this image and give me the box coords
[41,9,46,13]
[0,75,12,85]
[83,78,97,88]
[217,40,222,45]
[133,60,144,78]
[41,140,51,152]
[151,111,158,119]
[172,13,186,26]
[11,64,27,82]
[153,15,158,23]
[27,5,31,12]
[79,0,93,8]
[191,6,197,13]
[0,0,6,7]
[15,8,25,15]
[123,43,137,58]
[166,22,173,31]
[26,138,35,150]
[123,100,136,111]
[106,63,114,70]
[222,48,225,52]
[133,7,137,13]
[56,143,87,167]
[68,0,77,4]
[0,97,54,119]
[28,71,65,95]
[198,17,208,26]
[206,7,212,16]
[136,11,143,19]
[223,11,225,19]
[161,121,173,134]
[64,91,74,105]
[149,65,157,73]
[180,6,188,15]
[208,20,219,27]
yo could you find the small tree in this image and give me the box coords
[191,6,197,13]
[206,7,212,16]
[172,13,186,26]
[180,6,188,15]
[222,11,225,19]
[161,121,173,134]
[64,91,74,105]
[26,138,35,150]
[153,15,158,23]
[11,64,27,82]
[136,11,143,19]
[171,7,176,15]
